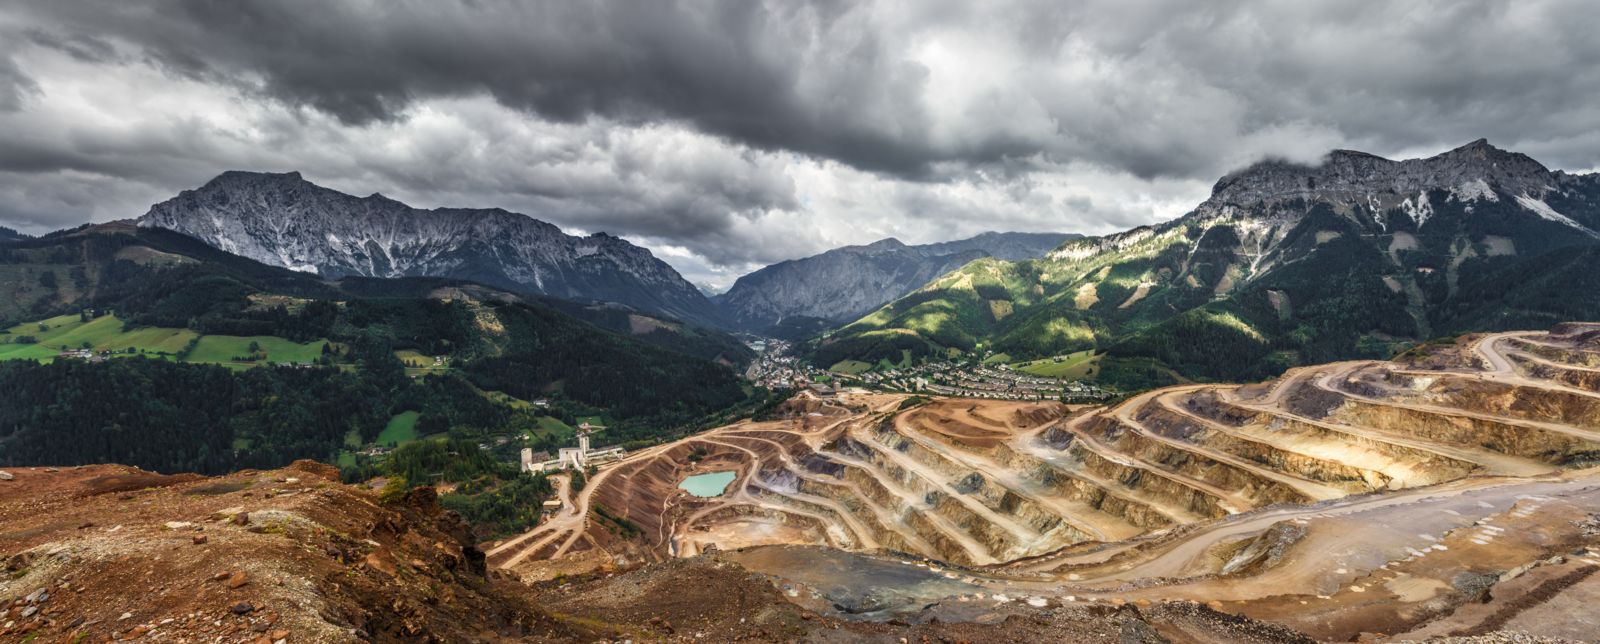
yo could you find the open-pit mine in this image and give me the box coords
[489,324,1600,641]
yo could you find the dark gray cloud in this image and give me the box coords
[0,52,39,112]
[13,0,1600,178]
[10,0,953,177]
[0,0,1597,288]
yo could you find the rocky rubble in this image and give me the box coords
[0,461,583,642]
[0,458,1349,643]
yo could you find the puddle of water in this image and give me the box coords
[679,471,736,497]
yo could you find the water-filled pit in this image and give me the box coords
[679,470,736,497]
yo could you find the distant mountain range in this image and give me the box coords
[714,232,1076,334]
[39,137,1600,383]
[0,226,27,243]
[132,172,1077,334]
[137,171,725,327]
[821,139,1600,386]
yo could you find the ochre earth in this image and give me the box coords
[494,324,1600,641]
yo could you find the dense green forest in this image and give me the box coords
[373,439,558,538]
[0,224,769,478]
[1,226,753,365]
[0,304,762,475]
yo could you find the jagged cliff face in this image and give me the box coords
[715,232,1074,333]
[1208,139,1569,213]
[137,171,724,326]
[1053,139,1600,268]
[827,141,1600,377]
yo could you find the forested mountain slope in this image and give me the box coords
[0,223,763,475]
[715,232,1074,335]
[821,140,1600,385]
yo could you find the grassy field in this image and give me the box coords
[377,411,421,447]
[1014,350,1101,379]
[101,326,197,354]
[395,349,450,376]
[0,314,329,368]
[480,389,533,410]
[832,349,912,374]
[534,415,576,439]
[828,359,873,375]
[875,349,913,370]
[0,314,199,361]
[186,335,327,365]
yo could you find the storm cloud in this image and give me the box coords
[1,0,1598,288]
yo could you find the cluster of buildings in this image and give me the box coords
[739,333,1115,403]
[520,423,627,473]
[744,338,827,389]
[55,348,107,362]
[851,360,1113,402]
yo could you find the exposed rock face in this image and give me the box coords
[716,232,1075,332]
[1209,139,1563,210]
[1053,140,1600,268]
[137,171,724,326]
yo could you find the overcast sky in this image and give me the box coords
[3,1,1599,290]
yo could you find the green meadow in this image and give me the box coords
[0,313,327,367]
[186,335,327,364]
[377,411,422,447]
[395,349,450,375]
[0,314,198,361]
[1013,350,1100,379]
[827,359,873,375]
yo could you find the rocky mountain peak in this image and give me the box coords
[1428,138,1551,178]
[855,238,908,252]
[137,171,724,327]
[201,169,306,189]
[1209,139,1557,207]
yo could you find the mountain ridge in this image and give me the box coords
[715,230,1076,334]
[823,140,1600,384]
[136,170,728,327]
[1204,139,1579,223]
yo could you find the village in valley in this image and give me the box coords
[742,337,829,389]
[742,335,1113,403]
[846,360,1115,402]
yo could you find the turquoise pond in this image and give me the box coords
[679,471,736,497]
